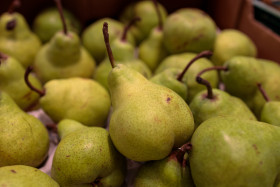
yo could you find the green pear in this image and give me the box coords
[211,29,257,66]
[33,2,95,83]
[0,91,49,167]
[155,52,218,102]
[102,22,194,161]
[257,83,280,127]
[220,56,265,99]
[33,7,81,43]
[120,0,168,44]
[0,165,59,187]
[82,18,135,62]
[134,143,194,187]
[0,7,42,68]
[189,116,280,187]
[150,68,188,101]
[0,53,42,110]
[108,64,194,162]
[57,119,87,139]
[163,8,216,54]
[25,71,111,127]
[51,127,126,187]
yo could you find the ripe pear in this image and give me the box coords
[82,18,135,62]
[33,1,95,83]
[120,0,168,44]
[0,4,42,68]
[51,127,126,187]
[33,7,81,43]
[190,116,280,187]
[25,72,111,127]
[211,29,257,66]
[57,119,87,139]
[108,64,194,162]
[0,53,42,110]
[134,143,194,187]
[155,52,218,102]
[0,165,59,187]
[163,8,216,54]
[0,91,49,167]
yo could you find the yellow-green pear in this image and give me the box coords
[0,165,59,187]
[0,91,49,167]
[0,53,42,111]
[0,1,42,68]
[57,119,88,139]
[51,127,127,187]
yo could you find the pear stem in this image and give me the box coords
[177,50,213,82]
[169,142,192,164]
[196,66,228,99]
[54,0,68,35]
[121,17,141,42]
[8,0,21,14]
[257,83,270,102]
[24,66,45,97]
[152,0,163,30]
[103,22,115,68]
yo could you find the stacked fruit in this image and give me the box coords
[0,0,280,186]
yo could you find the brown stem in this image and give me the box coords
[54,0,67,35]
[24,66,45,97]
[196,66,228,99]
[257,83,270,102]
[103,22,115,68]
[152,0,163,30]
[8,0,21,14]
[169,142,192,164]
[177,50,213,82]
[121,17,141,42]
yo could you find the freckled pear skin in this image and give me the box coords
[0,165,59,187]
[51,127,126,187]
[190,116,280,187]
[108,64,194,162]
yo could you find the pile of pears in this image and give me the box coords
[1,0,280,186]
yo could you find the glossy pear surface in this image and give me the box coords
[33,7,81,43]
[0,12,42,67]
[163,8,216,54]
[108,64,194,162]
[0,92,49,167]
[190,116,280,187]
[34,31,95,83]
[0,55,42,110]
[51,127,126,187]
[40,77,111,127]
[155,52,218,102]
[211,29,257,66]
[0,165,59,187]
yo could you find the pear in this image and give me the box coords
[94,18,152,91]
[211,29,257,66]
[134,143,194,187]
[82,17,135,62]
[257,83,280,127]
[57,119,87,139]
[102,22,194,162]
[119,0,168,44]
[33,0,95,83]
[0,165,59,187]
[33,7,81,43]
[25,68,111,127]
[190,66,256,127]
[138,0,169,71]
[0,0,42,68]
[155,52,218,102]
[189,116,280,187]
[163,8,216,54]
[51,127,127,187]
[0,53,42,110]
[0,91,49,167]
